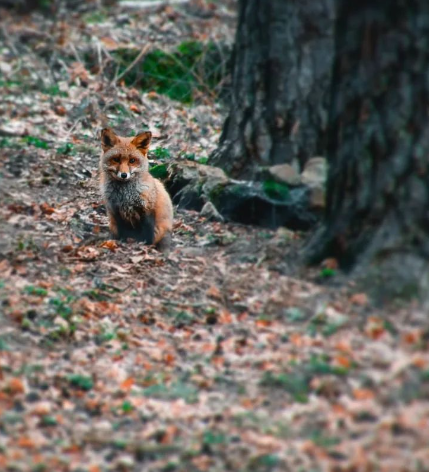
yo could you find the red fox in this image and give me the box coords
[99,128,173,251]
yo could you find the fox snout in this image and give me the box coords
[117,171,131,180]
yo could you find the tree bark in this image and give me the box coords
[306,0,429,298]
[210,0,335,178]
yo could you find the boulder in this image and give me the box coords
[200,201,224,222]
[208,181,317,230]
[301,157,327,209]
[161,160,321,231]
[166,160,228,211]
[268,163,301,186]
[301,157,327,187]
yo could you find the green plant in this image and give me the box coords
[57,143,76,155]
[152,147,171,160]
[68,374,93,391]
[49,297,73,319]
[24,286,48,297]
[112,40,229,103]
[262,180,289,201]
[202,430,227,446]
[319,267,336,278]
[24,136,50,149]
[260,371,309,403]
[143,381,198,404]
[121,400,133,413]
[149,163,168,179]
[42,85,67,97]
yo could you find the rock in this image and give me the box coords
[308,186,325,209]
[167,160,228,193]
[301,157,327,209]
[115,454,135,470]
[301,157,327,187]
[54,316,69,330]
[210,182,317,230]
[166,160,228,211]
[200,201,224,222]
[268,163,301,186]
[164,160,321,231]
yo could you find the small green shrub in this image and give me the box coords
[24,286,48,297]
[68,374,93,391]
[24,136,49,149]
[152,147,171,160]
[112,41,229,103]
[150,163,168,179]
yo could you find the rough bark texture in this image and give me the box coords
[210,0,335,178]
[306,0,429,300]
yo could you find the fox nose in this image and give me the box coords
[121,173,128,179]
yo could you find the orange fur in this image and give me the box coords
[99,128,173,250]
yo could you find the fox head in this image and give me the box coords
[100,128,152,182]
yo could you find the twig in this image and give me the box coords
[69,42,84,65]
[64,117,83,141]
[163,300,213,308]
[120,0,190,9]
[114,43,151,84]
[76,236,111,248]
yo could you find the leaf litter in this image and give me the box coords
[0,1,428,472]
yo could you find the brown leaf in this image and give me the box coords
[129,104,141,114]
[100,240,118,252]
[353,388,375,400]
[69,62,89,85]
[321,258,339,270]
[100,36,119,50]
[364,316,385,340]
[206,285,221,299]
[120,377,135,392]
[7,377,25,395]
[40,203,56,215]
[350,292,369,306]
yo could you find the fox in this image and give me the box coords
[99,128,173,251]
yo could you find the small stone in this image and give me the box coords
[268,164,301,186]
[200,201,224,222]
[302,157,327,209]
[54,316,68,330]
[308,186,325,209]
[93,420,113,434]
[301,157,327,187]
[115,454,135,470]
[31,401,52,416]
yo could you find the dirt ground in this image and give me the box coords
[0,2,429,472]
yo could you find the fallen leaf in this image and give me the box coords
[120,377,135,392]
[100,240,118,251]
[350,293,369,306]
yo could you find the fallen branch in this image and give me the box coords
[119,0,190,9]
[114,43,151,83]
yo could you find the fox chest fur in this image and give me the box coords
[103,178,148,225]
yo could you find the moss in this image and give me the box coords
[208,182,228,205]
[262,180,290,201]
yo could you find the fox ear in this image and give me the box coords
[131,131,152,153]
[101,128,119,151]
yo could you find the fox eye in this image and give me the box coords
[129,158,136,164]
[112,157,120,163]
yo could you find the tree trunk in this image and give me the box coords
[210,0,335,178]
[306,0,429,300]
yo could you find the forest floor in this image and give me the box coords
[0,2,429,472]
